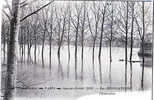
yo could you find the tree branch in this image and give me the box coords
[20,0,54,22]
[134,16,142,40]
[4,0,12,15]
[87,12,94,39]
[2,10,11,21]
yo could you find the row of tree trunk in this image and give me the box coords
[3,1,148,100]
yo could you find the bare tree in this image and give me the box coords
[98,3,107,59]
[80,2,86,80]
[41,8,49,67]
[48,6,54,69]
[57,9,66,61]
[71,3,82,80]
[130,2,135,62]
[3,0,55,99]
[57,8,67,78]
[19,7,26,63]
[109,2,113,62]
[125,2,129,64]
[33,19,39,64]
[125,1,129,90]
[141,1,145,90]
[116,2,130,88]
[26,20,32,63]
[66,4,71,78]
[19,24,24,62]
[4,0,20,99]
[116,2,130,63]
[134,2,151,89]
[87,2,101,81]
[98,3,108,83]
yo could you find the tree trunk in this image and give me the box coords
[42,31,46,67]
[141,2,145,90]
[92,22,99,82]
[23,34,26,62]
[92,38,96,81]
[57,21,61,59]
[98,10,106,59]
[57,17,66,59]
[34,29,37,64]
[2,21,6,63]
[125,2,129,87]
[27,28,29,62]
[49,25,53,69]
[81,5,86,80]
[27,26,32,62]
[4,0,20,100]
[57,17,66,78]
[75,16,80,80]
[3,35,6,63]
[109,4,113,62]
[130,3,135,62]
[20,28,24,63]
[98,11,105,83]
[67,14,71,78]
[67,39,70,63]
[49,35,52,68]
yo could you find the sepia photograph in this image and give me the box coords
[0,0,153,100]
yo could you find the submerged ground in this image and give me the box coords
[1,45,152,98]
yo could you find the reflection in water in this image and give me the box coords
[14,46,152,97]
[58,55,64,79]
[42,55,45,68]
[20,45,24,64]
[28,52,33,64]
[125,61,127,91]
[67,61,70,79]
[92,53,96,83]
[49,57,52,75]
[34,46,37,64]
[75,53,77,80]
[138,41,152,90]
[49,59,51,72]
[139,55,152,90]
[67,48,70,79]
[23,45,25,63]
[109,62,112,87]
[49,53,51,71]
[98,58,102,84]
[49,44,52,71]
[141,56,145,90]
[130,62,133,90]
[81,54,84,81]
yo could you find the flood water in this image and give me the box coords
[14,45,152,98]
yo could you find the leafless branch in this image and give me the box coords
[20,0,54,22]
[2,10,11,21]
[87,12,94,39]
